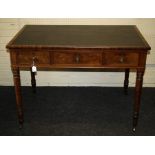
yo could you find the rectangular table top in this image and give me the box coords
[7,25,151,50]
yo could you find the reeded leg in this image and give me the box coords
[124,69,129,95]
[12,67,23,128]
[30,68,36,93]
[133,69,144,132]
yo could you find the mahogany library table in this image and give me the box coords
[6,25,151,131]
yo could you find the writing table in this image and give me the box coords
[6,25,151,131]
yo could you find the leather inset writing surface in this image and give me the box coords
[7,25,150,50]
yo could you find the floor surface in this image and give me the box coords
[0,86,155,136]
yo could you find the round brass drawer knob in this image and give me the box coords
[75,54,80,63]
[119,56,124,63]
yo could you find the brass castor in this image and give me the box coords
[132,127,136,132]
[19,123,23,129]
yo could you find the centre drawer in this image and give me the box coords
[53,50,102,66]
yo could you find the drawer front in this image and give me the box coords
[17,51,50,65]
[53,51,102,66]
[53,51,75,64]
[103,52,139,67]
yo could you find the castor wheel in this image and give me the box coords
[132,127,136,132]
[19,123,23,129]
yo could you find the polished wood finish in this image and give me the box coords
[133,69,144,131]
[52,50,102,68]
[103,51,139,67]
[6,25,151,131]
[53,50,102,66]
[17,50,50,65]
[11,67,23,128]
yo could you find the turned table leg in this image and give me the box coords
[124,69,129,95]
[30,68,36,93]
[12,67,23,128]
[133,69,144,132]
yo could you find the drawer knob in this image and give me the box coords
[32,57,37,73]
[75,54,80,63]
[119,56,124,63]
